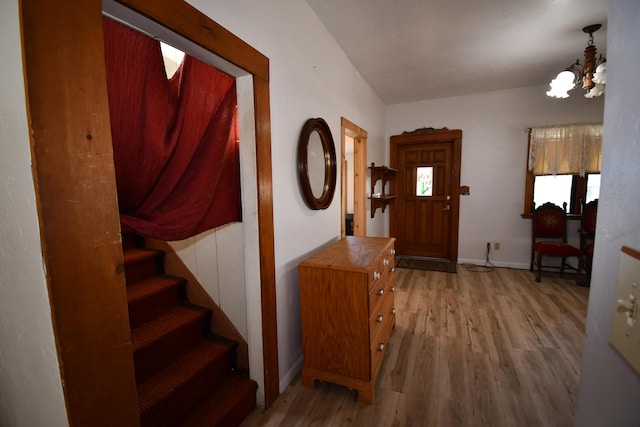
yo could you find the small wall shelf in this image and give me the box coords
[368,163,398,218]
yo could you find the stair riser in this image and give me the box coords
[122,232,144,251]
[128,283,183,329]
[134,314,208,383]
[177,375,258,427]
[125,255,164,284]
[217,392,257,427]
[140,354,234,427]
[122,233,257,427]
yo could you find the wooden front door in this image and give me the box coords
[390,128,462,261]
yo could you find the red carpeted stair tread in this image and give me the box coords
[137,339,235,425]
[127,275,182,304]
[127,275,185,329]
[132,305,208,383]
[123,247,164,265]
[121,233,257,426]
[131,305,205,352]
[178,373,258,427]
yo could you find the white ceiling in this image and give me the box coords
[306,0,608,104]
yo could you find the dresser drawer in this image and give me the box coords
[368,270,391,314]
[367,249,394,290]
[369,289,395,344]
[370,306,395,378]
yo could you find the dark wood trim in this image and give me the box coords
[253,76,280,404]
[390,129,462,262]
[115,0,268,81]
[20,1,279,424]
[20,0,140,424]
[621,246,640,261]
[113,0,279,406]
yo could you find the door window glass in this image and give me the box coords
[416,167,433,196]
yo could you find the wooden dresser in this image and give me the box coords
[298,236,396,403]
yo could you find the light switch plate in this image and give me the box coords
[610,246,640,374]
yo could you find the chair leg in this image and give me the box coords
[535,252,543,282]
[575,255,584,284]
[530,246,535,272]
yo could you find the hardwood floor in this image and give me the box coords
[241,265,590,427]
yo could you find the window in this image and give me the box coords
[416,166,433,196]
[585,173,601,203]
[523,124,603,216]
[533,174,573,209]
[526,172,600,215]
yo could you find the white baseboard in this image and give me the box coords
[457,258,530,270]
[279,354,303,394]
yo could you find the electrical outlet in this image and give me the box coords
[494,242,500,250]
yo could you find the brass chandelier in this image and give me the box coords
[546,24,606,99]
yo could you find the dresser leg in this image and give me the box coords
[356,386,374,404]
[301,372,316,388]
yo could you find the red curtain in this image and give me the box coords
[103,17,241,241]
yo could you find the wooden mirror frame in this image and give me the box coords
[297,118,337,210]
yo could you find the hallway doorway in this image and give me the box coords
[341,117,367,237]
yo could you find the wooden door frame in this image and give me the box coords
[341,118,367,237]
[390,128,462,262]
[20,0,278,424]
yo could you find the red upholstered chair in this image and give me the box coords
[530,202,583,282]
[578,199,598,283]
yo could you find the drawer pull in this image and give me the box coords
[373,271,381,280]
[377,314,384,323]
[377,288,384,296]
[377,342,385,352]
[391,249,396,255]
[392,308,397,316]
[383,258,389,266]
[391,267,395,273]
[391,286,396,293]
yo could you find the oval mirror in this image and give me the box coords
[297,118,337,210]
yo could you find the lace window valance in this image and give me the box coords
[528,123,603,176]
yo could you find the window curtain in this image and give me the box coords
[528,123,603,176]
[103,17,241,241]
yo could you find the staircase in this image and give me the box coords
[122,233,258,427]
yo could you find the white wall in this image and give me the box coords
[7,0,633,422]
[168,225,248,340]
[575,0,640,425]
[0,1,68,426]
[386,86,604,267]
[188,0,387,391]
